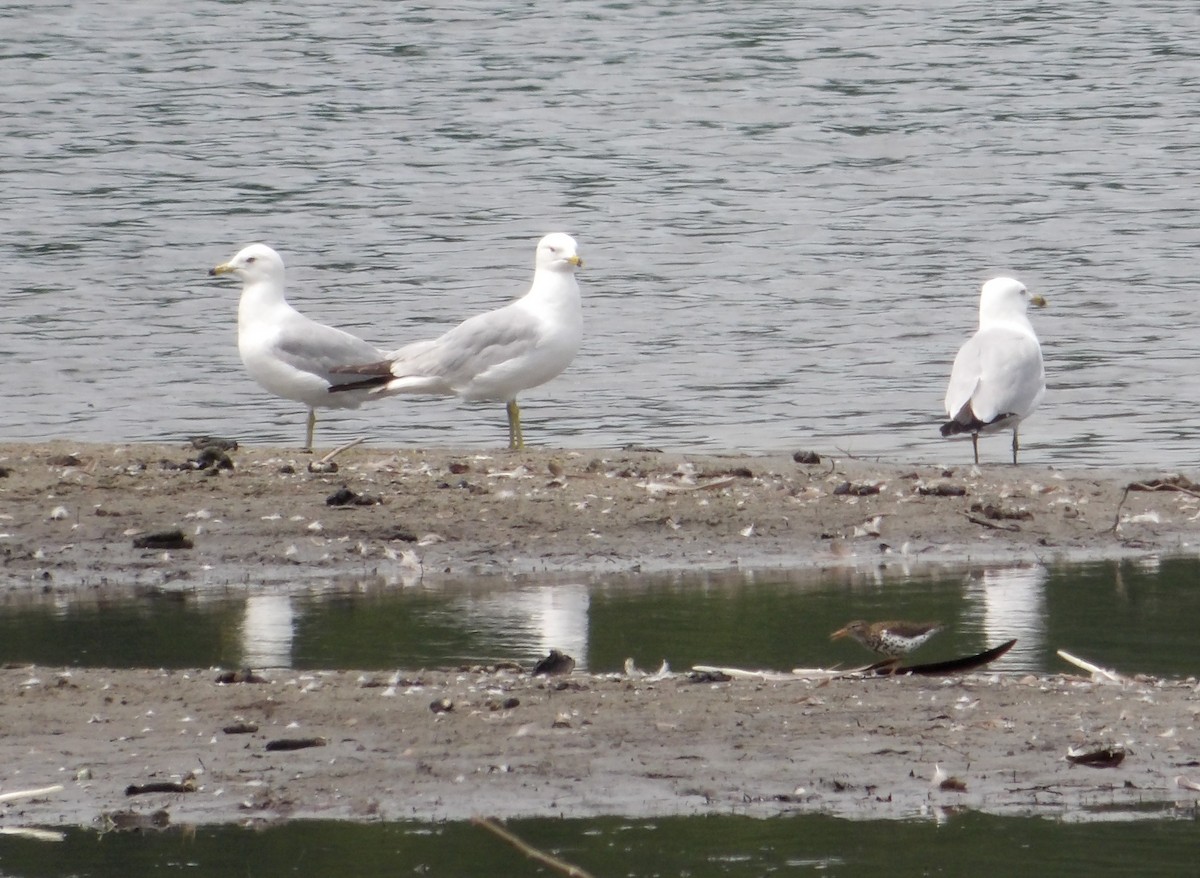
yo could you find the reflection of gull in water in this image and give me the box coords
[964,565,1047,671]
[240,594,296,669]
[449,583,589,670]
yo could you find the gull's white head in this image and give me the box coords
[210,243,286,285]
[535,233,583,273]
[978,276,1046,324]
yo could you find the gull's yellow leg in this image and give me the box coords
[971,432,979,465]
[1011,428,1020,466]
[304,407,316,453]
[506,399,524,450]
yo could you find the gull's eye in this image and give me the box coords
[245,257,257,264]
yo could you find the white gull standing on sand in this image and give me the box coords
[940,277,1046,464]
[331,233,583,449]
[210,243,388,451]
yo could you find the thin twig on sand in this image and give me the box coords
[962,512,1021,532]
[1110,476,1200,533]
[1109,485,1132,534]
[692,665,823,681]
[472,816,596,878]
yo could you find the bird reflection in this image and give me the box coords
[240,594,297,669]
[448,583,589,670]
[964,565,1047,672]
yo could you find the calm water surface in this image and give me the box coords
[3,1,1199,465]
[0,558,1196,679]
[0,812,1197,877]
[0,560,1195,870]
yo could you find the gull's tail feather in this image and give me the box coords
[328,375,392,394]
[328,359,394,394]
[940,411,1018,437]
[940,419,975,437]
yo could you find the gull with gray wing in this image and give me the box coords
[210,244,388,451]
[332,233,583,449]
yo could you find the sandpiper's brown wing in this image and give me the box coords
[532,649,575,677]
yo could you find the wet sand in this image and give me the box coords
[2,664,1198,829]
[2,440,1197,589]
[0,440,1198,828]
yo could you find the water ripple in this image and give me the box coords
[1,0,1197,466]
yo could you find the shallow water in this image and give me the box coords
[3,1,1200,465]
[1,811,1197,876]
[1,557,1197,679]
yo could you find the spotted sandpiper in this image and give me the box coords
[830,620,942,658]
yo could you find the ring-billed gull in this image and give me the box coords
[940,277,1046,464]
[209,243,388,451]
[332,233,583,449]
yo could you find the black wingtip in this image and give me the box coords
[942,411,1019,438]
[329,375,391,394]
[328,359,395,394]
[940,420,974,438]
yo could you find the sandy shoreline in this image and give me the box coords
[0,440,1198,829]
[1,440,1197,591]
[2,664,1198,829]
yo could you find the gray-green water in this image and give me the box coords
[1,559,1195,871]
[1,812,1196,877]
[4,1,1200,464]
[0,558,1196,679]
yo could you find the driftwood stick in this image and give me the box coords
[1056,649,1123,682]
[317,437,365,466]
[471,816,596,878]
[691,665,816,681]
[0,784,64,804]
